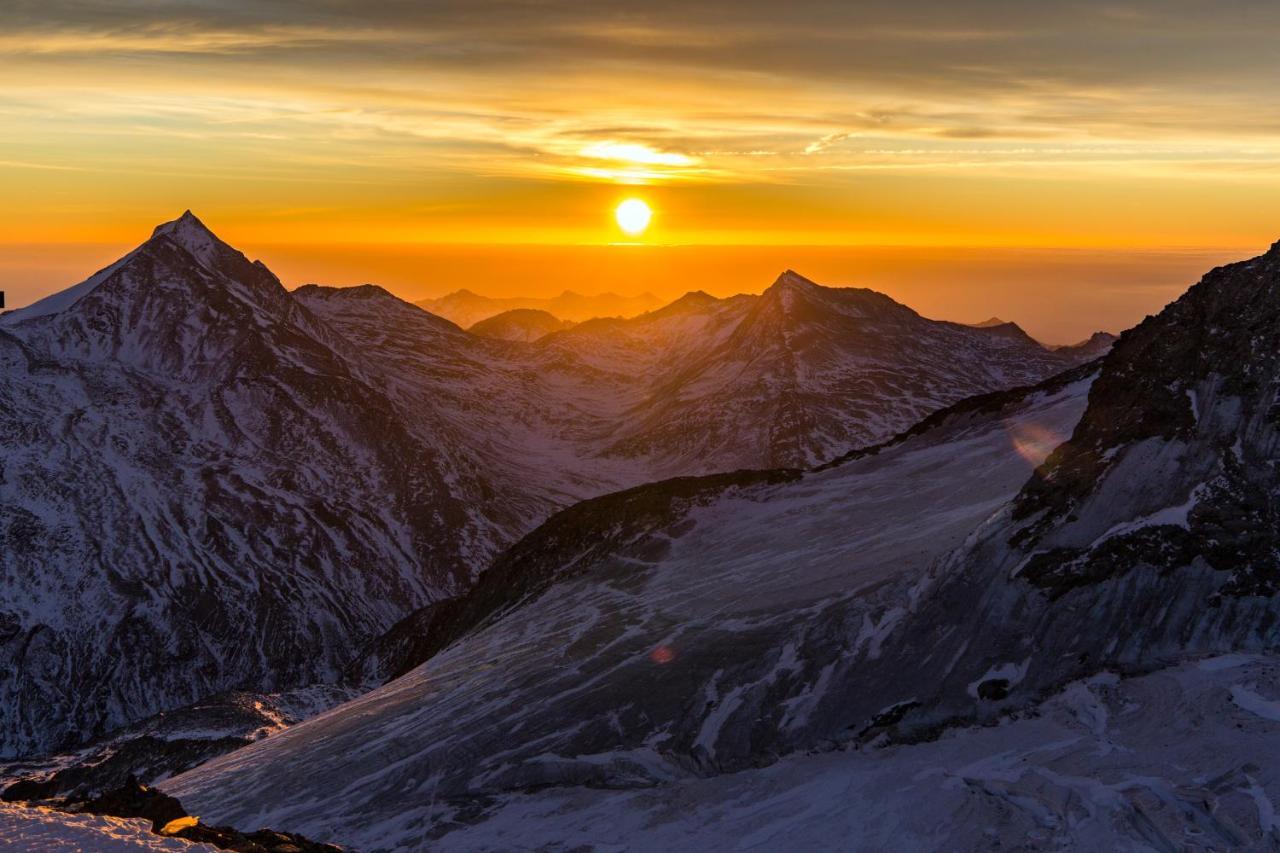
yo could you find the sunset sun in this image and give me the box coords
[614,198,652,236]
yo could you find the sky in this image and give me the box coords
[5,1,1280,340]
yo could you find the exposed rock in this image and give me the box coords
[10,777,342,852]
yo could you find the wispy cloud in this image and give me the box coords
[6,1,1280,249]
[804,133,856,155]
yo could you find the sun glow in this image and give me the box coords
[615,199,652,236]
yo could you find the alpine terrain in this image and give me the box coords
[162,241,1280,850]
[0,213,1098,763]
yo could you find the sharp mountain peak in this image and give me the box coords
[769,269,819,290]
[148,210,225,263]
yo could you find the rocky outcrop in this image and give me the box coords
[42,778,343,852]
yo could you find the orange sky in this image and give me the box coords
[6,2,1280,340]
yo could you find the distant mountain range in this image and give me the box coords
[416,288,664,327]
[467,308,576,341]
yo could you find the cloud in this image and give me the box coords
[578,142,698,167]
[8,0,1280,232]
[0,23,408,56]
[804,133,856,155]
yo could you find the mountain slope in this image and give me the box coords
[597,272,1092,468]
[327,274,1095,479]
[838,239,1280,740]
[408,656,1280,851]
[162,367,1096,847]
[1053,329,1118,360]
[0,215,1101,762]
[467,309,575,341]
[163,243,1280,849]
[0,215,496,758]
[417,288,662,327]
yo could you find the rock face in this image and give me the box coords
[0,215,497,758]
[851,239,1280,738]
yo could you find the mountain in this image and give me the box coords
[1053,328,1118,360]
[416,288,663,327]
[160,366,1098,847]
[467,308,574,341]
[590,272,1093,469]
[303,272,1096,478]
[862,239,1280,721]
[971,318,1117,360]
[163,242,1280,849]
[0,214,506,758]
[0,214,1097,763]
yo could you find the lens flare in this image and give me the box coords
[649,644,676,664]
[1007,420,1065,465]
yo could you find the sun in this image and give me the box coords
[614,198,652,236]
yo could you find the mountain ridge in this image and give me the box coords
[417,287,664,327]
[160,240,1280,850]
[0,211,1106,760]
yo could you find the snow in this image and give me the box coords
[0,211,1107,815]
[0,251,136,323]
[0,804,217,851]
[966,657,1031,698]
[1231,685,1280,722]
[0,214,492,757]
[163,374,1096,849]
[1199,653,1265,671]
[395,657,1280,852]
[1092,482,1203,544]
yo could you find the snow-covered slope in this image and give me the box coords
[825,239,1280,742]
[405,655,1280,851]
[597,271,1089,468]
[160,243,1280,849]
[0,804,215,851]
[1,685,358,800]
[163,369,1096,848]
[0,215,503,758]
[467,309,574,342]
[310,273,1095,480]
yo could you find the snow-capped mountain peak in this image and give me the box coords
[146,210,285,297]
[772,268,817,290]
[2,212,312,382]
[149,209,218,254]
